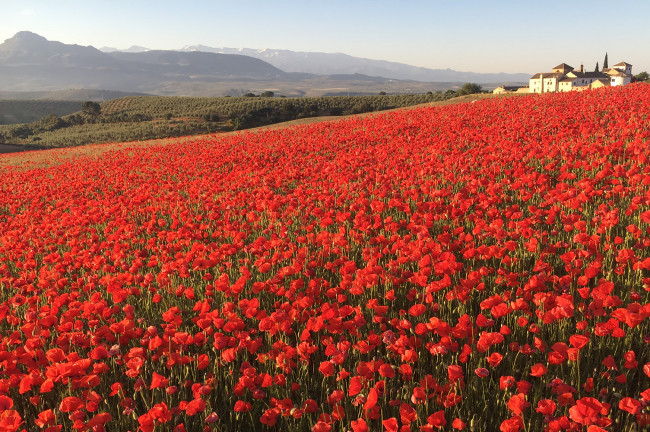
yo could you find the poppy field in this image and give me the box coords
[0,84,649,432]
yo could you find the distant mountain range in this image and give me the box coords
[177,45,531,84]
[1,32,529,97]
[100,42,531,84]
[0,32,291,93]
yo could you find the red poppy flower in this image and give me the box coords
[569,334,589,349]
[399,403,417,424]
[495,376,514,392]
[205,412,219,424]
[351,418,368,432]
[530,363,547,377]
[427,410,446,429]
[379,364,396,378]
[105,382,122,397]
[138,413,155,432]
[569,397,603,425]
[0,410,22,432]
[487,352,504,367]
[58,397,84,413]
[364,388,378,410]
[516,380,532,395]
[476,332,505,353]
[500,415,524,432]
[0,396,12,411]
[19,375,33,394]
[507,394,530,415]
[475,368,489,378]
[448,364,463,382]
[234,400,252,412]
[535,399,556,415]
[150,372,169,390]
[185,398,206,416]
[197,354,210,370]
[408,304,426,317]
[641,388,650,402]
[382,417,398,432]
[319,361,335,377]
[39,378,54,394]
[618,397,641,415]
[312,421,331,432]
[86,412,112,428]
[34,409,56,428]
[411,386,427,404]
[452,418,466,430]
[348,376,363,396]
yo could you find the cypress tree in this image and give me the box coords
[594,62,599,72]
[603,53,608,69]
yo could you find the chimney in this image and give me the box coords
[580,64,584,73]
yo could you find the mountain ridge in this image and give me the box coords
[177,45,532,83]
[1,32,527,96]
[0,32,292,93]
[99,38,531,83]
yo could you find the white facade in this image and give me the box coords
[608,66,633,86]
[529,77,543,93]
[529,61,632,94]
[558,80,573,92]
[529,72,563,93]
[541,77,555,93]
[610,75,631,86]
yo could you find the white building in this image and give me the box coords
[607,63,633,86]
[529,61,632,93]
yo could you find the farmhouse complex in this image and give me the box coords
[493,59,633,95]
[529,61,632,93]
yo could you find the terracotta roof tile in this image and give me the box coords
[552,63,573,70]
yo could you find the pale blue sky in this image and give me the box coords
[1,0,648,74]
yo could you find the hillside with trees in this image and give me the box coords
[0,91,490,148]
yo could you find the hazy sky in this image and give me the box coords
[2,0,648,74]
